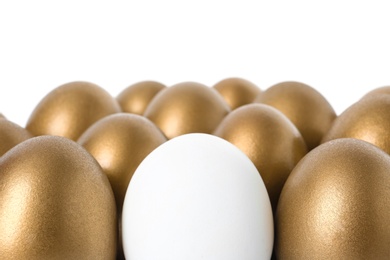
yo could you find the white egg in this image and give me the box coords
[122,133,274,260]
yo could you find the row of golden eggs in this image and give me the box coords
[1,79,390,259]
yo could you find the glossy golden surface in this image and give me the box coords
[322,95,390,154]
[144,82,230,139]
[0,136,117,259]
[26,81,121,141]
[78,113,167,212]
[213,77,261,110]
[276,138,390,259]
[0,119,32,156]
[117,81,166,115]
[256,81,336,150]
[214,104,307,210]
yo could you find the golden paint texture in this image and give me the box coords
[144,82,230,139]
[213,78,261,110]
[322,95,390,154]
[0,136,117,259]
[256,81,336,150]
[276,138,390,259]
[0,119,32,156]
[117,81,166,115]
[26,81,121,141]
[78,113,166,212]
[214,104,307,210]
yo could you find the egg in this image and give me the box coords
[276,138,390,259]
[213,77,261,110]
[361,86,390,99]
[78,113,167,212]
[144,82,230,139]
[122,134,274,260]
[0,119,32,156]
[214,104,307,211]
[26,81,121,141]
[322,95,390,154]
[0,136,117,259]
[256,81,336,150]
[116,81,166,114]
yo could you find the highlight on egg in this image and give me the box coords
[144,82,231,139]
[214,103,307,211]
[276,138,390,259]
[26,81,121,141]
[117,81,166,115]
[122,133,274,260]
[78,113,167,212]
[0,119,32,156]
[256,81,336,150]
[213,77,261,110]
[322,95,390,155]
[0,136,117,259]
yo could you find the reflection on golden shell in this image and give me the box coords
[117,81,166,115]
[214,103,307,210]
[213,78,261,110]
[256,81,336,150]
[26,81,121,141]
[144,82,230,139]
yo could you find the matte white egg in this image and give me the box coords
[122,133,273,260]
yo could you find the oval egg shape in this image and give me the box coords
[214,104,307,211]
[122,133,273,260]
[213,77,261,110]
[322,95,390,154]
[276,138,390,259]
[144,82,230,139]
[0,119,32,156]
[78,113,167,212]
[256,81,336,150]
[26,81,121,141]
[0,136,117,259]
[117,81,166,115]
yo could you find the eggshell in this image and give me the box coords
[213,77,261,110]
[144,82,230,139]
[117,81,166,114]
[276,138,390,259]
[214,104,307,211]
[0,136,117,259]
[122,133,273,260]
[26,81,121,140]
[0,119,32,156]
[256,81,336,150]
[322,95,390,154]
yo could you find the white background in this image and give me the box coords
[1,1,390,126]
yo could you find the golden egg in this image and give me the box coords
[213,77,261,110]
[116,81,166,115]
[214,104,307,210]
[0,119,32,156]
[276,138,390,259]
[322,95,390,154]
[361,85,390,99]
[78,113,167,212]
[0,136,116,259]
[256,81,336,150]
[26,81,121,141]
[144,82,230,139]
